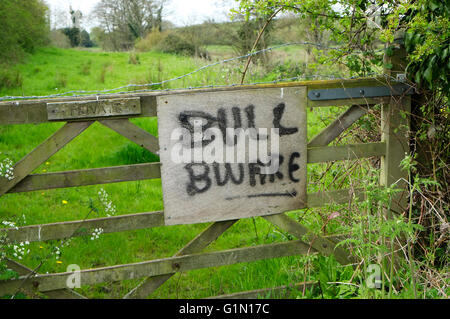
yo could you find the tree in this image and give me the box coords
[62,27,81,47]
[0,0,49,64]
[93,0,167,51]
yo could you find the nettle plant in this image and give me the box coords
[335,170,422,298]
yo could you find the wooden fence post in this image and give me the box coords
[381,31,411,215]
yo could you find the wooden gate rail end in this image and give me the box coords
[5,259,86,299]
[306,188,367,208]
[206,281,317,299]
[308,142,386,163]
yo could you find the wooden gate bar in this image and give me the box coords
[4,143,384,194]
[3,211,164,243]
[7,163,161,193]
[0,240,314,295]
[306,188,366,208]
[0,77,396,125]
[100,119,159,154]
[2,188,369,244]
[307,142,385,163]
[0,121,93,196]
[125,220,237,298]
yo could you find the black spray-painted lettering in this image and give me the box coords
[184,152,300,196]
[273,103,298,136]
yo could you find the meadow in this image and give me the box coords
[0,46,372,299]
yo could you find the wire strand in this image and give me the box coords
[0,42,386,102]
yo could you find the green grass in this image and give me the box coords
[0,47,357,299]
[0,46,254,98]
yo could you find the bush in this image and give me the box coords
[50,30,71,49]
[135,30,168,52]
[61,27,81,47]
[0,69,23,90]
[158,33,196,56]
[128,52,141,65]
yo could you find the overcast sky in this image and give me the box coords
[45,0,236,30]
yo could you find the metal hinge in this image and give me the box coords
[308,84,414,101]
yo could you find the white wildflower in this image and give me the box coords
[98,188,116,217]
[90,227,104,240]
[11,241,30,260]
[0,158,14,181]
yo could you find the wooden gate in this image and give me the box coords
[0,77,411,299]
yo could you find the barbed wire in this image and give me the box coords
[0,42,386,102]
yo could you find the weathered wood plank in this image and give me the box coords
[6,142,382,194]
[307,188,367,208]
[263,214,352,265]
[7,163,161,193]
[307,142,386,163]
[0,121,93,196]
[2,211,164,243]
[124,220,237,299]
[100,119,159,154]
[0,95,157,125]
[0,77,392,125]
[2,188,366,244]
[207,281,317,299]
[0,240,313,295]
[308,105,368,147]
[5,259,86,299]
[47,97,141,121]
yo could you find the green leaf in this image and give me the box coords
[423,65,433,86]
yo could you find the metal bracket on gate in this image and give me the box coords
[308,84,414,101]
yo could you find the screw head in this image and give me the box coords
[359,89,365,95]
[314,92,320,98]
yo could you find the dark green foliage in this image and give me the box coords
[0,0,49,64]
[62,28,81,47]
[81,30,94,48]
[235,15,273,56]
[158,33,197,56]
[404,1,450,94]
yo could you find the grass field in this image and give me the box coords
[0,46,361,299]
